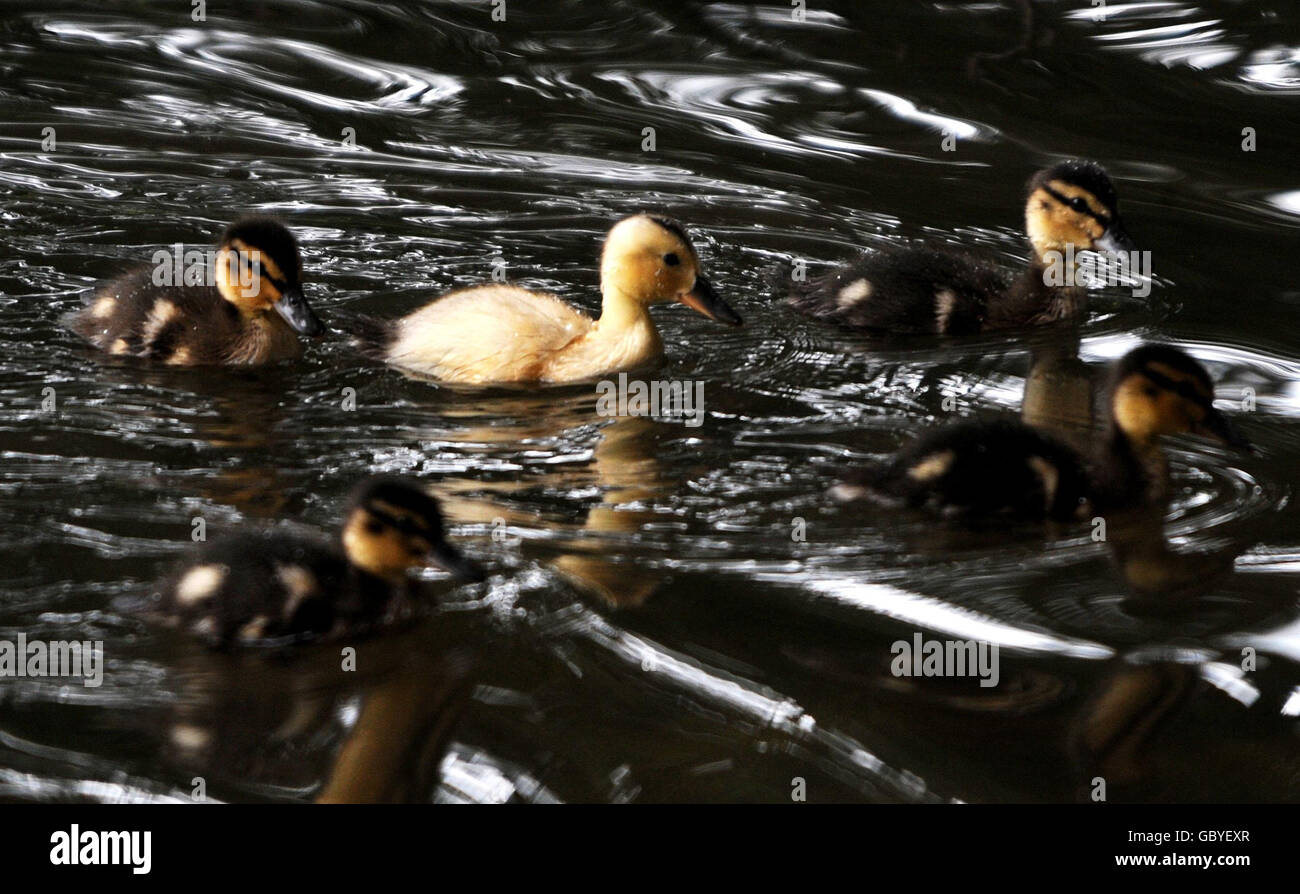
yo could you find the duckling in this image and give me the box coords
[831,345,1250,520]
[786,160,1137,334]
[352,214,741,384]
[154,477,484,648]
[65,216,324,365]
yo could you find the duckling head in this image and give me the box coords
[340,477,486,585]
[1025,161,1136,264]
[599,214,742,326]
[1108,345,1251,449]
[214,217,325,336]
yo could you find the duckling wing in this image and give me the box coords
[384,284,594,384]
[159,532,349,647]
[64,267,240,364]
[835,419,1090,521]
[787,246,1008,335]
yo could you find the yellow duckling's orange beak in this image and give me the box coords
[678,275,742,326]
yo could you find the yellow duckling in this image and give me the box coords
[65,216,324,366]
[353,214,741,384]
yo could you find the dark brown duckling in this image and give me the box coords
[832,345,1250,521]
[153,477,485,648]
[787,160,1137,334]
[65,216,324,365]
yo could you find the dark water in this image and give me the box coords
[1,0,1298,803]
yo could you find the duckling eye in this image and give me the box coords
[365,519,384,535]
[1068,197,1089,213]
[663,252,680,267]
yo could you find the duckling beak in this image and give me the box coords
[1195,408,1254,452]
[426,539,487,583]
[678,276,742,326]
[274,286,326,336]
[1095,219,1137,255]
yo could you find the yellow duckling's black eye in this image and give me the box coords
[663,252,680,266]
[365,518,384,535]
[1067,196,1089,212]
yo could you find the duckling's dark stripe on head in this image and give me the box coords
[230,242,290,293]
[244,256,288,294]
[222,216,301,282]
[1137,364,1213,408]
[348,477,443,531]
[1040,160,1118,209]
[647,215,691,245]
[1041,184,1111,226]
[366,499,434,535]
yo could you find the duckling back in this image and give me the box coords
[833,418,1092,521]
[65,268,302,365]
[787,161,1133,335]
[157,532,385,647]
[833,345,1251,523]
[786,246,1008,335]
[364,284,596,383]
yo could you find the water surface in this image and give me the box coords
[2,0,1299,803]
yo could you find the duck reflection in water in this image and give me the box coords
[154,629,478,803]
[422,389,677,610]
[1071,639,1300,801]
[83,360,298,519]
